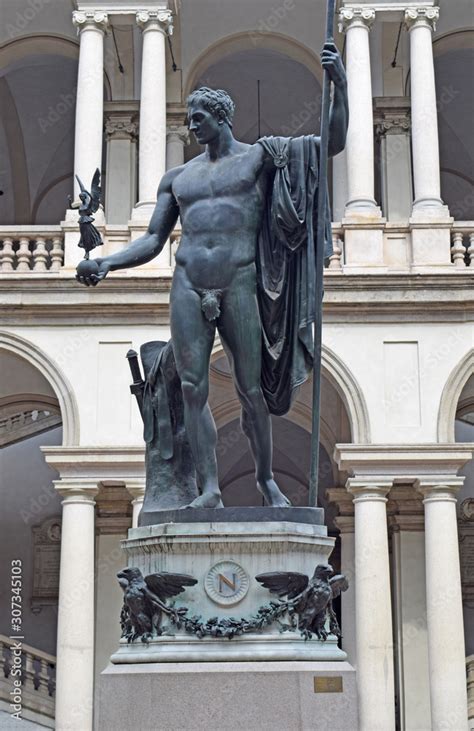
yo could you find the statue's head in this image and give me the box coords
[186,87,235,144]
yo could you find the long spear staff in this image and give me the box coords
[309,0,336,507]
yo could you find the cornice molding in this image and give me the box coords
[334,443,474,479]
[0,272,473,325]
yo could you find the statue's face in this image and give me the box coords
[188,103,222,145]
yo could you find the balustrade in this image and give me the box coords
[0,634,55,723]
[0,229,64,273]
[1,223,474,274]
[451,224,474,268]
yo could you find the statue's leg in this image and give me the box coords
[218,265,291,508]
[170,269,223,509]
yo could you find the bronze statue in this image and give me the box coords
[70,168,103,259]
[117,567,197,642]
[256,564,348,640]
[77,43,348,510]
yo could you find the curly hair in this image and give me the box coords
[186,87,235,127]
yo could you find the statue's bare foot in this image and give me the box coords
[257,479,291,507]
[182,491,224,509]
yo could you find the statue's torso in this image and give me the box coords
[172,143,269,290]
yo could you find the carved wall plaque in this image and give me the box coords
[32,516,61,611]
[459,501,474,606]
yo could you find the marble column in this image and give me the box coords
[331,149,348,223]
[416,477,468,730]
[389,506,430,729]
[54,480,98,731]
[105,109,138,225]
[132,9,173,221]
[64,11,108,269]
[166,125,190,170]
[347,477,395,730]
[338,8,380,217]
[126,479,145,528]
[333,515,356,665]
[404,8,445,215]
[72,11,108,200]
[374,99,413,223]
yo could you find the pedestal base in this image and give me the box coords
[114,514,346,663]
[97,661,357,731]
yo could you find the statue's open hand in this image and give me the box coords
[76,258,110,287]
[320,42,346,87]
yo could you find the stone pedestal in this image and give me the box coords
[111,510,347,664]
[97,661,357,731]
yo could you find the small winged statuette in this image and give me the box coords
[69,168,103,259]
[117,567,197,643]
[256,564,348,640]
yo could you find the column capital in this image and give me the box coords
[54,479,99,505]
[404,7,439,32]
[338,6,376,33]
[389,513,425,533]
[125,479,146,501]
[415,476,464,503]
[346,476,392,502]
[333,515,355,534]
[72,10,108,33]
[136,9,173,35]
[167,124,190,145]
[105,113,139,141]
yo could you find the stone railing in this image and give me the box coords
[0,634,55,726]
[2,221,474,275]
[327,224,344,270]
[0,227,64,272]
[451,223,474,268]
[468,655,474,729]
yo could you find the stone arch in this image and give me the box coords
[0,332,80,446]
[0,34,79,68]
[0,33,112,98]
[321,344,371,444]
[185,30,323,97]
[438,348,474,442]
[210,342,371,444]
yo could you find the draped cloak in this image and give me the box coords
[256,135,332,416]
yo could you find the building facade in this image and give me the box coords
[0,0,473,729]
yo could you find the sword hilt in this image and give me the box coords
[126,349,145,420]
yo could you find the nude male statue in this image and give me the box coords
[77,43,348,509]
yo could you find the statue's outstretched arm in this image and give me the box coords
[320,42,349,157]
[77,168,180,285]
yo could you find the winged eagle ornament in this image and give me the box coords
[68,168,103,259]
[117,567,197,643]
[255,564,348,640]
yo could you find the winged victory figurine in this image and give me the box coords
[255,564,348,640]
[69,168,103,259]
[117,566,197,643]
